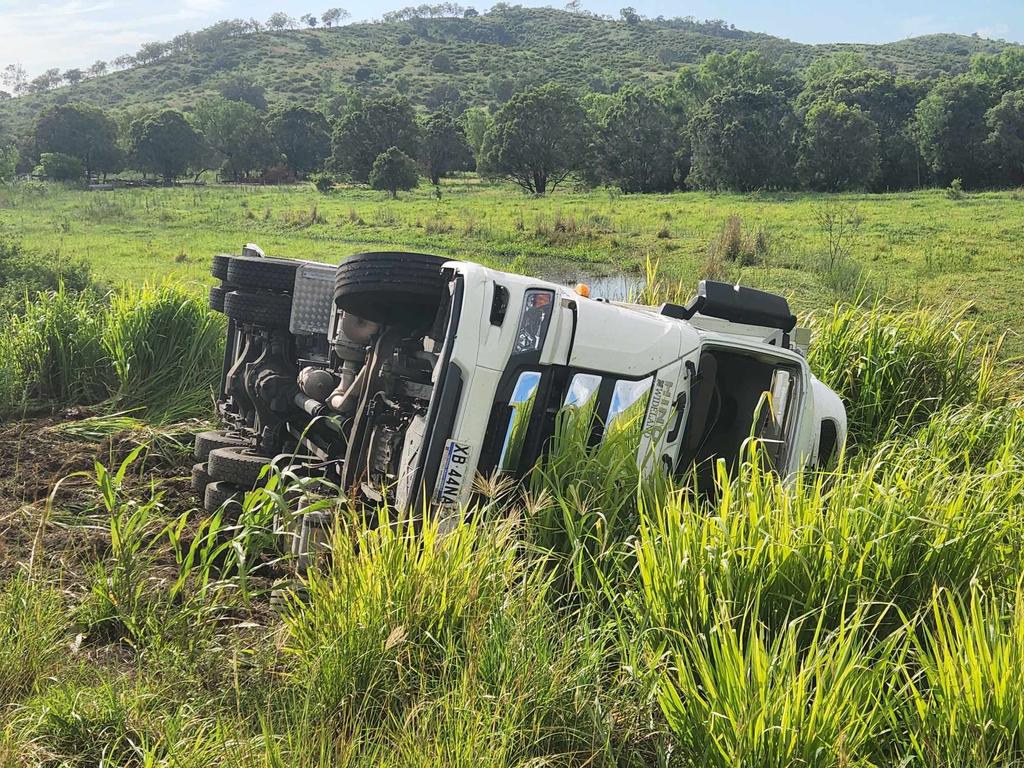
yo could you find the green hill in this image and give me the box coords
[0,6,1017,131]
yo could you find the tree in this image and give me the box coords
[687,86,796,191]
[33,104,122,179]
[87,60,108,78]
[331,95,420,182]
[672,51,797,113]
[970,48,1024,94]
[2,64,27,96]
[597,87,679,193]
[301,13,318,27]
[479,83,591,194]
[369,147,420,197]
[63,68,84,87]
[321,7,350,26]
[217,74,267,109]
[112,55,135,70]
[267,12,297,29]
[914,76,995,188]
[194,98,280,180]
[0,141,17,182]
[619,6,640,24]
[985,90,1024,185]
[135,41,170,64]
[460,107,491,162]
[28,69,62,93]
[268,105,331,176]
[421,111,473,184]
[128,109,205,182]
[37,152,84,181]
[796,68,922,190]
[797,101,880,191]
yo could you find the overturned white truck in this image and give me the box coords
[193,247,847,516]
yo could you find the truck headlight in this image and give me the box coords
[512,289,555,356]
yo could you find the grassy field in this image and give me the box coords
[2,180,1024,765]
[2,179,1022,353]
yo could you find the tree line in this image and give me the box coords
[0,9,351,99]
[3,47,1024,193]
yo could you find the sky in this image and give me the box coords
[1,0,1021,79]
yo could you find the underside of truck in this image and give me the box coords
[196,249,460,517]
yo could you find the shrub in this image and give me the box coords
[0,227,97,309]
[310,170,335,193]
[36,152,84,182]
[368,146,419,197]
[705,215,767,267]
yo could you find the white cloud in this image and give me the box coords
[0,0,227,76]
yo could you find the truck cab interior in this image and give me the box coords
[678,347,801,494]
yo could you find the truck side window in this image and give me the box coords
[564,373,601,407]
[497,371,541,471]
[607,376,653,431]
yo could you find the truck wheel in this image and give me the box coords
[204,481,245,516]
[194,429,248,461]
[191,462,212,494]
[223,290,293,328]
[226,256,299,294]
[208,445,273,488]
[333,251,451,328]
[209,284,229,313]
[211,254,232,281]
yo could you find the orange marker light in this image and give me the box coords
[575,283,591,298]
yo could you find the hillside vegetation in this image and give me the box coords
[0,7,1016,131]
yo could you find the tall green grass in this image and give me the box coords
[104,284,224,422]
[808,303,1004,446]
[4,295,1024,765]
[0,283,223,421]
[0,574,69,709]
[903,587,1024,765]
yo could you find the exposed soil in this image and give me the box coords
[0,411,198,580]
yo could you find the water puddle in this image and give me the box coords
[537,266,646,302]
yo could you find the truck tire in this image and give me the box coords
[209,284,228,313]
[204,481,245,515]
[207,445,273,488]
[223,290,293,328]
[211,254,232,281]
[194,429,248,461]
[191,462,212,494]
[333,251,451,328]
[226,256,299,294]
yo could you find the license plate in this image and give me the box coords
[433,439,472,507]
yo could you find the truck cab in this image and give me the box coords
[416,263,846,508]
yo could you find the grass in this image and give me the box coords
[2,180,1024,764]
[2,180,1024,356]
[1,282,223,422]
